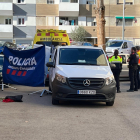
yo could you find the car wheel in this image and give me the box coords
[52,98,59,105]
[106,101,114,106]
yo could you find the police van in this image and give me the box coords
[47,46,116,106]
[33,29,70,47]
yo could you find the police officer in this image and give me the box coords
[127,47,139,92]
[136,46,140,89]
[109,50,122,93]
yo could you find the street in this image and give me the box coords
[0,81,140,140]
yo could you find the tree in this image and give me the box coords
[95,0,106,51]
[70,26,87,42]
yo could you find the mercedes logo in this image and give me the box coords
[83,79,90,86]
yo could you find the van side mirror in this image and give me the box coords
[46,62,54,68]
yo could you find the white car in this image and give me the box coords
[106,40,134,54]
[47,46,116,106]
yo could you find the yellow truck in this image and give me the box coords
[33,29,70,47]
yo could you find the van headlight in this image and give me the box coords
[105,75,114,85]
[56,73,66,84]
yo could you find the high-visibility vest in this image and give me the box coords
[109,56,122,63]
[137,51,140,65]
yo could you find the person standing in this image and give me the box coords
[127,47,139,92]
[109,50,122,93]
[136,46,140,89]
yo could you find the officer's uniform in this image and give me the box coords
[129,53,138,91]
[137,50,140,89]
[109,55,122,92]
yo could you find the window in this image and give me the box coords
[5,19,11,25]
[59,17,78,25]
[106,41,123,48]
[117,0,133,5]
[17,0,25,4]
[116,19,133,26]
[59,48,108,66]
[87,0,96,4]
[18,17,25,26]
[87,17,96,26]
[47,0,54,4]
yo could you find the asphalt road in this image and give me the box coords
[0,82,140,140]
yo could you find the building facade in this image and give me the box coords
[0,0,13,42]
[0,0,140,45]
[13,0,36,44]
[36,0,140,45]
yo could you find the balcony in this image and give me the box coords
[0,2,13,16]
[0,25,13,38]
[59,0,79,16]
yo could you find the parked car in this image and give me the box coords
[0,41,17,53]
[47,46,116,106]
[106,40,134,54]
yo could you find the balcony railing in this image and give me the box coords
[0,2,13,15]
[0,25,13,32]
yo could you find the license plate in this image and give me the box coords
[77,90,96,95]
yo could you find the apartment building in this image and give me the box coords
[13,0,36,44]
[0,0,13,42]
[0,0,140,45]
[36,0,140,45]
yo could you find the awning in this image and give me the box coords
[116,16,135,19]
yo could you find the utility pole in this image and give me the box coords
[122,0,125,40]
[95,0,106,51]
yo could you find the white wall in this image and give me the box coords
[59,3,79,11]
[26,17,36,26]
[0,3,12,10]
[0,25,13,32]
[13,0,36,4]
[78,16,86,26]
[55,0,59,4]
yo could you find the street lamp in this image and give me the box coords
[122,0,125,40]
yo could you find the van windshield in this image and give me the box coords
[36,42,67,47]
[106,41,123,47]
[59,48,108,66]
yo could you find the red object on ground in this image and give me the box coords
[2,99,14,103]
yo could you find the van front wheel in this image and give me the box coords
[106,101,114,106]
